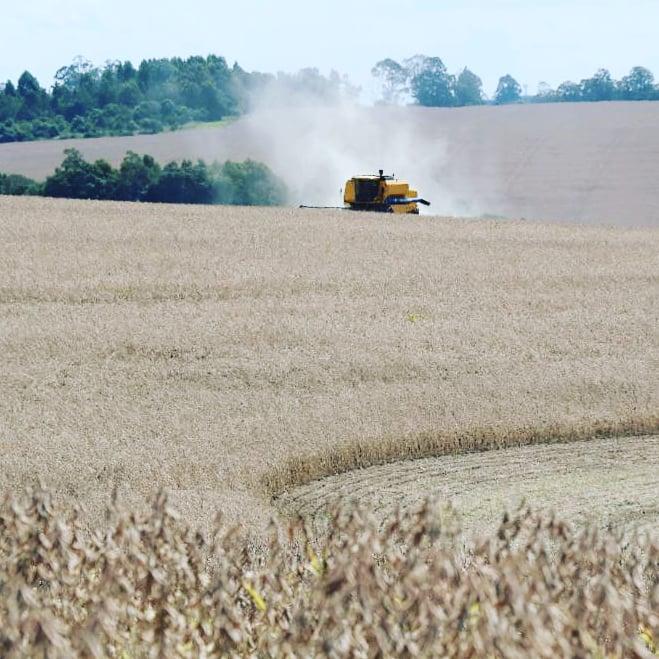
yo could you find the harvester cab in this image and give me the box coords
[343,170,430,214]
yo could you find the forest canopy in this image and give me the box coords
[0,149,288,206]
[0,56,356,143]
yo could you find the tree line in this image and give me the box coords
[0,149,288,206]
[0,56,356,143]
[2,52,658,144]
[372,56,659,106]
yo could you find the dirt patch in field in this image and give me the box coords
[276,435,659,537]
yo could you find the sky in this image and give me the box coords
[2,0,658,100]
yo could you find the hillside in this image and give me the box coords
[1,196,657,532]
[1,102,659,227]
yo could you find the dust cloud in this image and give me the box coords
[237,100,485,216]
[3,95,656,225]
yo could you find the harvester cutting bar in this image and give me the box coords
[387,197,431,206]
[298,205,345,209]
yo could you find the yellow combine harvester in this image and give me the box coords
[300,170,430,214]
[343,170,430,214]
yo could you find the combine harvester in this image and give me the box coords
[301,170,430,215]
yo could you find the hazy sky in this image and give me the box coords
[2,0,658,100]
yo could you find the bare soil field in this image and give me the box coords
[1,196,658,532]
[1,102,659,227]
[277,435,659,537]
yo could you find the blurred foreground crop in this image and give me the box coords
[0,488,657,657]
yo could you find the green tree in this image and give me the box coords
[132,101,161,122]
[160,99,189,128]
[117,61,137,83]
[16,71,49,119]
[29,118,61,139]
[535,82,555,102]
[137,59,177,95]
[403,55,431,80]
[0,81,21,121]
[494,74,522,105]
[0,172,42,195]
[556,81,582,102]
[580,69,615,101]
[0,119,36,143]
[145,160,215,204]
[118,81,142,107]
[116,152,161,200]
[618,66,655,100]
[3,81,16,96]
[44,149,118,200]
[371,59,408,104]
[454,68,484,106]
[216,160,287,205]
[98,67,119,106]
[408,56,455,107]
[52,58,100,119]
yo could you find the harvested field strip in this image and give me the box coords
[264,416,659,496]
[276,434,659,536]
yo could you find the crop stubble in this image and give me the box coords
[0,196,658,531]
[277,435,659,536]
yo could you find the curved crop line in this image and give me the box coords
[262,415,659,499]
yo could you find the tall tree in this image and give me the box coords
[116,151,161,201]
[372,58,408,104]
[145,160,215,204]
[2,81,17,97]
[454,68,484,106]
[0,81,21,121]
[536,82,555,101]
[618,66,656,100]
[52,58,101,119]
[580,69,615,101]
[44,148,118,200]
[16,71,49,119]
[556,81,582,102]
[117,61,137,83]
[408,56,455,107]
[494,75,522,105]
